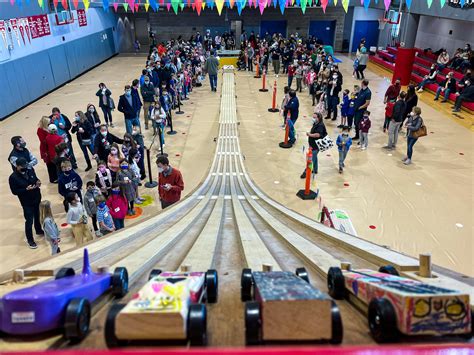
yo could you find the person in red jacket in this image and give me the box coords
[156,155,184,209]
[44,124,64,183]
[106,182,128,231]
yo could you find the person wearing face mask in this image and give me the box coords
[8,136,38,172]
[118,84,142,134]
[456,69,472,95]
[352,79,371,140]
[131,124,146,180]
[49,107,77,169]
[434,72,457,103]
[108,143,124,181]
[9,158,44,249]
[71,111,95,171]
[96,83,114,127]
[117,158,137,215]
[93,124,124,162]
[95,195,115,235]
[140,75,156,130]
[336,126,353,174]
[66,192,93,246]
[44,124,64,183]
[58,160,83,212]
[452,79,473,113]
[403,107,423,165]
[106,182,128,230]
[156,155,184,209]
[84,181,103,238]
[416,65,439,92]
[128,148,145,205]
[95,161,113,197]
[301,112,327,179]
[85,103,101,135]
[326,69,342,121]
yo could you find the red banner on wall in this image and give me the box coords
[27,14,51,39]
[77,9,87,27]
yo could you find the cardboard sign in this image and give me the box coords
[27,14,51,39]
[77,9,87,27]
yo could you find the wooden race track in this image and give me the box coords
[0,68,472,350]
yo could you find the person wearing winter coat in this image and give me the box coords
[140,76,156,130]
[44,124,64,183]
[336,126,353,173]
[84,181,103,237]
[71,111,95,171]
[93,124,124,162]
[96,83,114,127]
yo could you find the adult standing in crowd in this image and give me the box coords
[384,79,401,104]
[246,44,255,72]
[326,66,342,121]
[131,79,143,123]
[96,83,114,127]
[49,107,77,169]
[403,106,423,166]
[402,84,418,129]
[93,124,124,162]
[384,91,406,150]
[284,90,300,145]
[9,158,43,249]
[204,50,219,92]
[301,112,326,179]
[353,79,371,140]
[8,136,38,172]
[71,111,95,171]
[118,85,142,134]
[44,124,64,183]
[271,45,281,75]
[140,75,155,130]
[355,42,369,80]
[156,155,184,209]
[85,104,101,135]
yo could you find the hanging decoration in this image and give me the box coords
[236,0,244,14]
[113,1,119,11]
[61,0,68,9]
[102,0,109,11]
[216,0,224,14]
[300,0,307,13]
[363,0,370,10]
[150,0,158,10]
[37,0,44,9]
[134,2,140,11]
[405,0,412,8]
[83,0,90,10]
[145,1,150,10]
[170,0,179,13]
[333,0,337,5]
[16,0,22,8]
[72,0,79,8]
[278,0,285,13]
[53,0,58,8]
[258,0,265,14]
[166,2,171,10]
[320,0,328,12]
[439,0,446,7]
[426,0,433,6]
[342,0,349,11]
[383,0,390,10]
[123,2,129,11]
[10,0,14,5]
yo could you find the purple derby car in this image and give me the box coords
[0,248,128,342]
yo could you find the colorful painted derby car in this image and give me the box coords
[327,265,472,342]
[0,249,128,342]
[241,267,343,345]
[105,269,218,347]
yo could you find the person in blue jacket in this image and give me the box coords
[336,126,352,174]
[339,89,350,128]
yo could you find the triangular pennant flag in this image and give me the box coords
[320,0,328,12]
[363,0,370,10]
[342,0,349,12]
[171,0,179,13]
[113,2,118,10]
[83,0,90,10]
[196,0,202,13]
[296,0,300,6]
[61,0,68,9]
[258,0,265,14]
[150,0,158,10]
[187,0,191,7]
[333,0,337,5]
[72,0,78,8]
[134,2,139,11]
[383,0,390,10]
[145,2,150,10]
[16,0,22,8]
[301,0,307,13]
[459,0,465,6]
[103,0,109,11]
[278,0,285,13]
[53,0,58,7]
[166,2,171,10]
[123,2,129,11]
[159,0,164,5]
[37,0,44,9]
[25,0,30,5]
[426,0,433,7]
[216,0,224,14]
[179,1,184,10]
[229,0,235,7]
[439,0,446,7]
[202,1,206,8]
[405,0,412,8]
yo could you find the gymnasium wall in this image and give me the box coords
[414,16,474,55]
[0,5,119,120]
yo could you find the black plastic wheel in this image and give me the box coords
[378,265,400,276]
[55,267,75,280]
[330,301,343,344]
[368,298,399,343]
[104,304,126,348]
[241,268,253,302]
[295,267,310,283]
[64,298,91,342]
[327,267,345,299]
[245,301,261,345]
[148,269,162,281]
[111,267,129,298]
[188,304,207,346]
[205,269,218,303]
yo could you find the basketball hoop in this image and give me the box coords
[378,18,389,30]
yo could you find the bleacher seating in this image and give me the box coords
[369,46,473,112]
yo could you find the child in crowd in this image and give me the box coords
[39,200,61,255]
[58,160,83,212]
[95,195,115,236]
[347,92,356,128]
[53,142,72,176]
[336,126,353,174]
[314,89,327,117]
[66,192,93,246]
[352,57,359,78]
[384,100,395,133]
[280,86,290,128]
[129,148,145,205]
[117,158,137,215]
[122,133,138,160]
[339,89,350,128]
[131,124,146,179]
[359,111,372,150]
[84,181,103,238]
[107,182,128,231]
[95,161,113,197]
[107,143,122,180]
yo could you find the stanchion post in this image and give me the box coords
[144,148,158,188]
[167,111,177,135]
[268,80,279,112]
[259,70,268,92]
[175,89,184,114]
[296,147,318,200]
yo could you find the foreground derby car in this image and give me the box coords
[105,269,218,347]
[327,265,473,342]
[241,267,343,345]
[0,249,128,341]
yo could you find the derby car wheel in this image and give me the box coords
[245,301,261,345]
[378,265,399,276]
[368,298,399,343]
[205,269,218,303]
[295,267,310,283]
[327,267,345,299]
[241,268,253,302]
[188,304,207,346]
[148,269,162,281]
[64,298,91,342]
[104,304,127,348]
[55,267,75,279]
[111,267,129,298]
[330,301,343,344]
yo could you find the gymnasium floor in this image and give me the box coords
[0,53,472,279]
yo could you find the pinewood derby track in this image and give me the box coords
[0,67,472,351]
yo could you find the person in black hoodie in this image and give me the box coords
[49,107,77,169]
[8,136,38,172]
[118,84,142,134]
[93,124,124,162]
[384,91,407,150]
[434,72,457,102]
[85,103,101,134]
[96,83,114,127]
[58,160,83,212]
[452,78,474,112]
[9,158,43,249]
[326,67,343,121]
[71,111,95,171]
[301,112,327,179]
